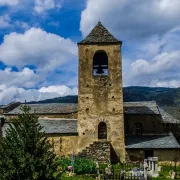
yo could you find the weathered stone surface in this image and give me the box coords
[78,37,125,162]
[48,135,78,156]
[78,141,110,163]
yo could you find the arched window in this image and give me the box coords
[93,50,108,76]
[135,123,143,136]
[98,122,107,139]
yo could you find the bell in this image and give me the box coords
[96,65,104,74]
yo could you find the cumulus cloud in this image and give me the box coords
[0,67,39,88]
[39,85,77,96]
[14,21,30,30]
[0,85,78,105]
[80,0,180,40]
[80,0,180,88]
[124,50,180,87]
[34,0,61,13]
[0,14,30,31]
[0,27,78,104]
[122,26,180,88]
[0,15,11,29]
[0,27,77,73]
[0,0,19,6]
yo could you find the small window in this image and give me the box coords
[98,122,107,139]
[135,123,143,136]
[93,50,108,76]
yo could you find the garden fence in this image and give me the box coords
[103,162,152,180]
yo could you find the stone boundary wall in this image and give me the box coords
[78,141,110,164]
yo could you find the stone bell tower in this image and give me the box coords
[77,22,125,162]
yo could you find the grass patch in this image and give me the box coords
[60,173,96,180]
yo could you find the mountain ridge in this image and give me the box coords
[27,86,180,119]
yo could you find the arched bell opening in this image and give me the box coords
[93,50,108,76]
[98,122,107,140]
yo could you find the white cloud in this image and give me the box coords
[0,27,78,103]
[39,85,77,96]
[14,21,30,30]
[0,15,11,29]
[80,0,180,88]
[34,0,61,13]
[0,67,39,88]
[131,51,180,76]
[0,85,78,105]
[0,0,19,6]
[0,15,30,30]
[124,50,180,87]
[0,28,77,73]
[80,0,180,40]
[155,80,180,88]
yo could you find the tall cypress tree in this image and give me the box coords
[0,105,57,180]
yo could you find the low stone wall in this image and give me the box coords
[78,141,110,163]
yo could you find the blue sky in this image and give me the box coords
[0,0,180,104]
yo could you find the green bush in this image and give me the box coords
[0,105,57,180]
[57,157,96,175]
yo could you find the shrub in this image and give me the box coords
[0,105,57,180]
[57,157,96,175]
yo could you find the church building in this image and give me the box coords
[1,22,180,163]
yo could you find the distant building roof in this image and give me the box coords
[78,22,121,44]
[2,119,78,136]
[5,101,180,124]
[0,102,21,114]
[125,133,180,149]
[124,101,160,115]
[7,102,159,115]
[5,103,78,115]
[0,102,20,109]
[159,108,180,124]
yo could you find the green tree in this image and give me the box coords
[0,105,57,180]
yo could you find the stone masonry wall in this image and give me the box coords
[78,141,110,164]
[47,134,78,156]
[78,43,125,162]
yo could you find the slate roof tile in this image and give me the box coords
[5,101,180,124]
[159,108,180,124]
[124,101,160,115]
[2,119,78,136]
[5,103,78,115]
[78,22,121,44]
[125,133,180,149]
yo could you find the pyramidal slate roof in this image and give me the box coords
[78,22,121,44]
